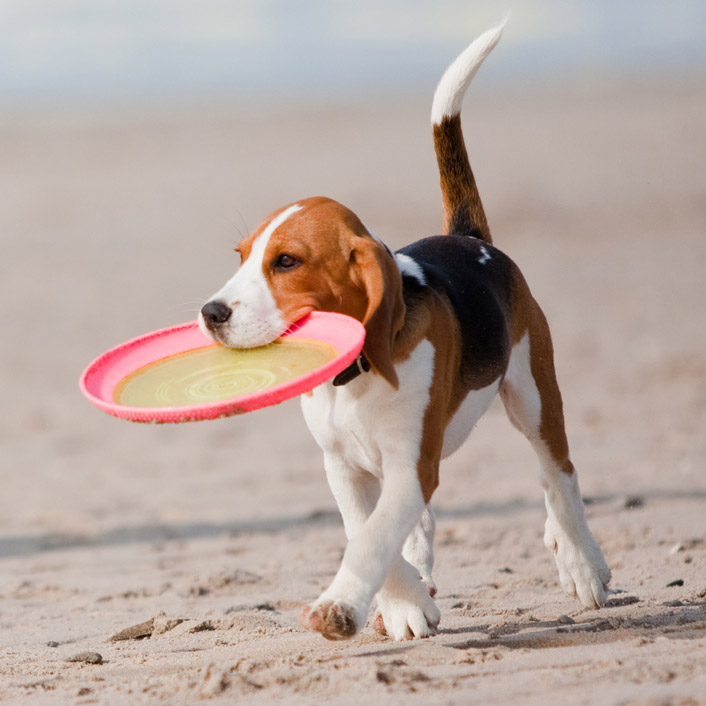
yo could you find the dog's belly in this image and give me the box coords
[441,377,501,459]
[301,340,436,476]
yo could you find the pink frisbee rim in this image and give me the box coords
[79,311,365,423]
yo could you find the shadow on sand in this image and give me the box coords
[1,489,704,559]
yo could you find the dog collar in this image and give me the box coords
[332,354,371,386]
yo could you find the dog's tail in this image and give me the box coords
[431,20,506,243]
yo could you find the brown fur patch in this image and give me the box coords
[390,288,470,502]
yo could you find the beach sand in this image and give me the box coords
[1,78,705,704]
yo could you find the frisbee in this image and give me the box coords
[80,311,365,423]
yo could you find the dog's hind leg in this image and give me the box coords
[500,304,611,609]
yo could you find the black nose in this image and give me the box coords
[201,300,232,328]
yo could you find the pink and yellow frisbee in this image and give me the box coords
[80,312,365,423]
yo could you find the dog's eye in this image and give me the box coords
[273,253,301,272]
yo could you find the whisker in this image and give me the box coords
[167,299,208,314]
[175,297,208,305]
[233,207,250,240]
[221,206,251,247]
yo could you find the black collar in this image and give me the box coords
[332,354,371,386]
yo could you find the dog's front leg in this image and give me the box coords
[402,504,437,597]
[374,551,441,640]
[370,504,440,640]
[300,456,430,640]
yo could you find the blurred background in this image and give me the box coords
[1,0,704,547]
[1,0,706,104]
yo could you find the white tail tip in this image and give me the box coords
[431,17,508,126]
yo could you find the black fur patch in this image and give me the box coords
[397,236,512,388]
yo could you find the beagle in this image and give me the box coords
[199,22,611,641]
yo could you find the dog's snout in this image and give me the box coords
[201,300,232,328]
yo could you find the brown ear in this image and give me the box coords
[354,240,406,389]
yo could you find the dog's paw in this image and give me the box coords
[373,558,441,640]
[375,591,440,640]
[299,601,360,641]
[545,522,611,609]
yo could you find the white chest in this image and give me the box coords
[301,340,436,476]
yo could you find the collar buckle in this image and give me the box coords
[332,354,371,386]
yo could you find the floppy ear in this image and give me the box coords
[353,240,406,389]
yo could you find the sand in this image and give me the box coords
[1,77,705,705]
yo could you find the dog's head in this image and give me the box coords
[199,196,405,387]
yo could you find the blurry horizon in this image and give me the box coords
[2,0,706,108]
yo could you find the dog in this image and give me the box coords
[199,21,611,641]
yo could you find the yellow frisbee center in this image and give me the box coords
[113,338,337,408]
